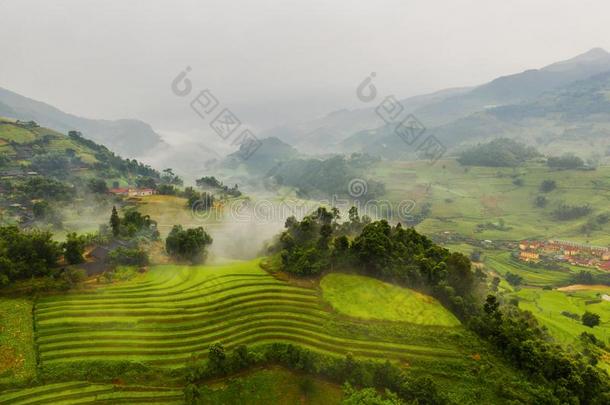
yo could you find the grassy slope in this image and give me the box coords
[0,298,36,385]
[321,273,460,326]
[200,367,342,405]
[0,118,98,166]
[374,159,610,245]
[510,287,610,370]
[512,287,610,344]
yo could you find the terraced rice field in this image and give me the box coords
[0,381,183,404]
[34,259,463,368]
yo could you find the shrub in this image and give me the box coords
[539,180,557,193]
[582,311,601,328]
[165,225,213,263]
[108,247,149,266]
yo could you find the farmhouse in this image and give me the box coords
[109,187,156,197]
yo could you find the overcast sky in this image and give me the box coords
[1,0,610,131]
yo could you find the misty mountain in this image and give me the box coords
[0,87,163,157]
[433,69,610,152]
[340,48,610,159]
[412,47,610,126]
[223,136,298,174]
[271,48,610,156]
[259,87,472,154]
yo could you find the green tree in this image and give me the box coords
[540,180,557,193]
[88,178,108,194]
[582,311,601,328]
[208,343,226,374]
[165,225,213,263]
[110,206,120,237]
[63,233,86,265]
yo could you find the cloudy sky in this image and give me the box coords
[1,0,610,132]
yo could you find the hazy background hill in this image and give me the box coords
[0,87,163,157]
[259,48,610,159]
[338,48,610,159]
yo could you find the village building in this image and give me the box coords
[108,188,156,197]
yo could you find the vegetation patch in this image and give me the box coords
[320,273,460,326]
[0,298,36,385]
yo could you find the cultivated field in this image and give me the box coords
[34,259,465,368]
[0,381,184,404]
[374,160,610,245]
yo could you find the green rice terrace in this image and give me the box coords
[34,259,464,368]
[0,258,544,404]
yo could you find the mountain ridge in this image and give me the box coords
[0,86,163,158]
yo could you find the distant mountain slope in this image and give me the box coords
[341,48,610,159]
[433,70,610,152]
[259,86,471,154]
[412,48,610,127]
[0,117,159,180]
[223,136,298,174]
[275,48,610,156]
[0,87,163,157]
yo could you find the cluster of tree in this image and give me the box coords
[108,246,149,266]
[16,177,73,201]
[0,226,61,285]
[68,131,160,179]
[552,202,592,220]
[184,343,446,405]
[87,178,108,194]
[547,154,586,170]
[183,187,215,212]
[264,154,385,199]
[195,176,241,197]
[109,207,159,240]
[471,296,609,403]
[571,270,610,286]
[505,271,523,287]
[165,225,213,264]
[62,232,87,265]
[32,200,64,228]
[161,168,183,186]
[0,226,87,287]
[580,332,607,367]
[457,139,540,167]
[269,206,610,403]
[271,207,479,318]
[30,152,75,177]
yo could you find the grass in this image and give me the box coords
[199,366,343,404]
[509,286,610,371]
[0,122,36,143]
[373,160,610,245]
[320,273,460,327]
[510,287,610,345]
[0,298,36,385]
